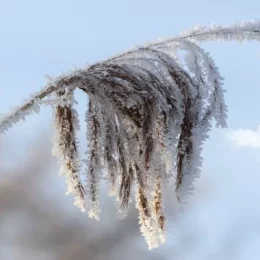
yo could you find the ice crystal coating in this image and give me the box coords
[1,20,259,249]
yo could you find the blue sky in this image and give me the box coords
[1,1,260,256]
[1,0,260,179]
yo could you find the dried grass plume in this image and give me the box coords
[1,20,260,249]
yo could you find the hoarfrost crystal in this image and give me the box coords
[1,20,259,249]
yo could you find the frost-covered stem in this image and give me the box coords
[103,21,260,63]
[0,85,56,133]
[84,99,102,220]
[1,19,259,250]
[52,90,86,212]
[136,185,155,249]
[152,177,166,243]
[1,21,259,134]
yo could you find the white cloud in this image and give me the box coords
[228,125,260,148]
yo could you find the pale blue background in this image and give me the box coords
[1,1,260,258]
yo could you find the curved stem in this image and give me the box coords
[1,21,259,134]
[0,85,58,133]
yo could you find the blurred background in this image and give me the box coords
[0,132,170,260]
[2,128,260,260]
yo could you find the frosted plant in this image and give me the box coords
[1,20,260,249]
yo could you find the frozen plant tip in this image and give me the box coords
[1,20,260,249]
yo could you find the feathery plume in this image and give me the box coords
[1,20,259,248]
